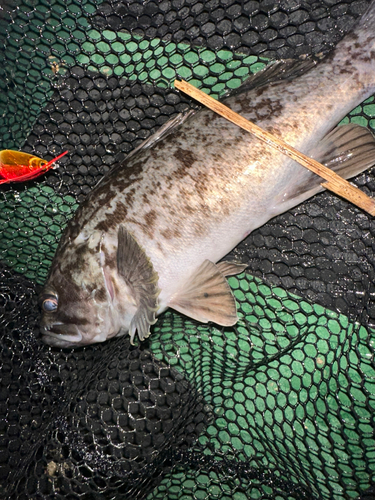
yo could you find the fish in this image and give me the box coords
[0,150,68,185]
[39,0,375,348]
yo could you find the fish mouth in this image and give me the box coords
[41,322,83,348]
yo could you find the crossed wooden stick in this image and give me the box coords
[175,79,375,216]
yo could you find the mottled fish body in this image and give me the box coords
[40,1,375,347]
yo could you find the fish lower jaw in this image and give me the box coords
[41,324,83,347]
[92,329,115,343]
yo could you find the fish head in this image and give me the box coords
[39,230,135,348]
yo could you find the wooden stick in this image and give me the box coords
[174,79,375,216]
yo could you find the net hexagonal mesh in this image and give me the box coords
[1,0,375,499]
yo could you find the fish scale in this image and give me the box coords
[40,0,375,347]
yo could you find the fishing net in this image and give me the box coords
[1,0,375,498]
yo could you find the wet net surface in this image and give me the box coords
[1,0,375,499]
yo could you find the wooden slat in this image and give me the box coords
[174,79,375,216]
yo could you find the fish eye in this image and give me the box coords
[42,296,58,313]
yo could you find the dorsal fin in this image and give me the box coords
[125,109,196,161]
[227,58,318,98]
[169,260,238,326]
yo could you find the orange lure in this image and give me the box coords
[0,150,68,185]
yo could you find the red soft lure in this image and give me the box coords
[0,150,68,185]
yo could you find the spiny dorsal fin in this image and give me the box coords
[227,58,318,98]
[125,109,196,161]
[117,225,160,344]
[216,260,247,277]
[169,260,238,326]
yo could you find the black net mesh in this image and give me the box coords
[1,0,375,499]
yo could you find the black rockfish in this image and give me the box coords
[40,1,375,347]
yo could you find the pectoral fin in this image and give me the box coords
[169,260,238,326]
[117,226,160,344]
[216,260,247,277]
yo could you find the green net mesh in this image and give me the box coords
[1,1,375,499]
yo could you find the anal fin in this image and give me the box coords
[315,123,375,180]
[169,260,238,326]
[284,123,375,204]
